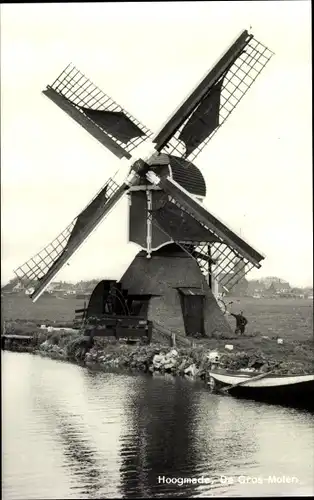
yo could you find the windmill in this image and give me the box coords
[14,29,273,338]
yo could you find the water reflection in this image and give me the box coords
[39,404,103,498]
[195,394,260,475]
[118,373,200,498]
[32,364,129,499]
[2,353,314,499]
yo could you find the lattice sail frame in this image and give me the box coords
[162,37,274,161]
[180,242,255,291]
[14,31,271,297]
[149,194,258,292]
[48,64,153,156]
[14,175,120,286]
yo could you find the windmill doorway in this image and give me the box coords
[178,288,205,336]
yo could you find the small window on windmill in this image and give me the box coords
[178,288,205,337]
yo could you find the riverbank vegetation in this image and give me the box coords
[3,320,313,377]
[2,295,313,378]
[2,295,313,341]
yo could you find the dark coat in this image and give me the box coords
[231,313,248,328]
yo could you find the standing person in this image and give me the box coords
[230,311,248,335]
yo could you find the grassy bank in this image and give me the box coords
[2,294,313,341]
[2,294,84,323]
[2,295,313,377]
[3,322,313,377]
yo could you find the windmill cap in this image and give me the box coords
[149,154,206,197]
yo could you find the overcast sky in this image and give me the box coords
[1,1,312,287]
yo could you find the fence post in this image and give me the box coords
[147,323,152,344]
[171,332,176,347]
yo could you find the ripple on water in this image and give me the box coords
[2,352,314,499]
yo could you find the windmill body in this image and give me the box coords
[128,155,207,254]
[14,29,274,338]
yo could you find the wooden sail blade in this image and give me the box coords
[43,64,153,158]
[156,175,264,265]
[154,31,273,160]
[146,171,264,289]
[150,198,218,243]
[179,79,223,158]
[153,30,252,153]
[43,88,130,159]
[149,195,255,291]
[185,36,274,162]
[14,176,128,302]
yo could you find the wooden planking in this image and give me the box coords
[153,30,251,151]
[2,334,33,340]
[84,315,152,342]
[116,327,148,338]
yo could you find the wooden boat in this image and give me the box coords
[208,370,314,411]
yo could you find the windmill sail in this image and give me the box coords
[44,64,153,159]
[146,172,264,288]
[151,199,218,243]
[15,176,128,302]
[151,210,255,291]
[179,78,224,158]
[14,157,151,302]
[14,28,272,302]
[154,31,273,161]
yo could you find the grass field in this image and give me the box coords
[226,296,313,343]
[2,294,313,343]
[2,295,85,324]
[2,294,313,371]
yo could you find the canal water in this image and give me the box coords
[2,352,314,499]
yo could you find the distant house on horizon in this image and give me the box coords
[264,282,277,297]
[12,281,25,292]
[217,276,248,296]
[259,276,291,291]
